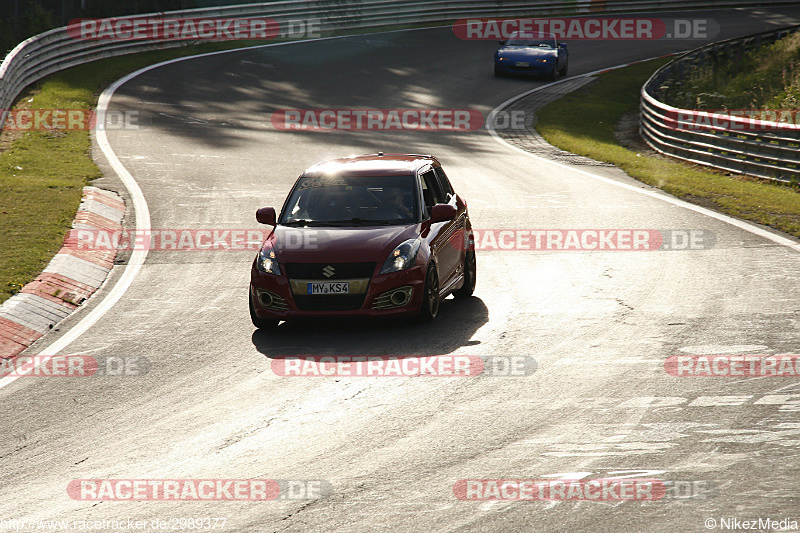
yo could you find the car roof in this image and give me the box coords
[507,31,556,40]
[301,153,439,178]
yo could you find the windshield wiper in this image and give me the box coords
[324,218,397,226]
[283,219,337,227]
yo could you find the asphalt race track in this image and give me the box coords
[2,6,800,532]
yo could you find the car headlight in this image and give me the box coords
[380,238,421,274]
[256,247,281,276]
[497,57,509,61]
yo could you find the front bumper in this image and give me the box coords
[495,59,556,76]
[249,264,426,319]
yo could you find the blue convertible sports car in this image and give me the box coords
[494,31,568,79]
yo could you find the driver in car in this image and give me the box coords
[379,187,413,219]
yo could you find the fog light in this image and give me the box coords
[390,290,409,306]
[372,286,413,310]
[260,292,274,307]
[255,289,288,311]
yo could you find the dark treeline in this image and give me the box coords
[1,0,276,56]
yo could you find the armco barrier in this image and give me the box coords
[2,0,800,132]
[640,25,800,183]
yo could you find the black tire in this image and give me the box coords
[417,263,440,322]
[249,291,279,329]
[559,60,568,77]
[454,250,476,298]
[550,66,558,82]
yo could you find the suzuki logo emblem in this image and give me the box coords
[322,265,335,278]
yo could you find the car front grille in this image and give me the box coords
[292,294,367,311]
[285,262,376,280]
[285,263,375,311]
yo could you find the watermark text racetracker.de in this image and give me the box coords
[454,478,666,501]
[68,229,293,252]
[270,108,531,131]
[454,477,717,502]
[68,18,278,40]
[454,17,718,40]
[667,109,800,133]
[67,17,323,41]
[67,479,332,501]
[453,468,719,503]
[0,109,138,131]
[0,355,150,377]
[666,355,800,377]
[464,229,714,251]
[271,355,536,377]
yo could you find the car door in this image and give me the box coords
[435,165,469,284]
[419,168,460,291]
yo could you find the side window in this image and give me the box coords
[434,167,454,199]
[419,170,444,216]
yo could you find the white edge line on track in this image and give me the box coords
[486,58,800,253]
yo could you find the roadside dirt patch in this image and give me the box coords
[0,89,37,153]
[614,110,653,153]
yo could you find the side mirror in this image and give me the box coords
[256,206,276,226]
[558,43,567,50]
[430,203,457,223]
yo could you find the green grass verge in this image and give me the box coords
[536,57,800,239]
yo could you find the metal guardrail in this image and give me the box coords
[2,0,800,132]
[640,25,800,183]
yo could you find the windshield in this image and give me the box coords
[506,37,556,48]
[280,175,418,226]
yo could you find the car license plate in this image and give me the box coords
[515,61,530,67]
[307,282,349,295]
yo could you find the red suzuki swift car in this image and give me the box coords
[249,153,476,328]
